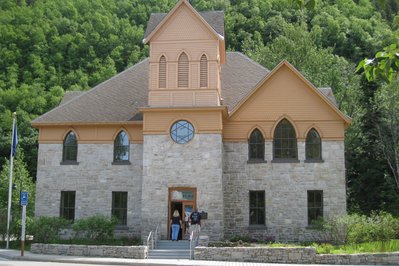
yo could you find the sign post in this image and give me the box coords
[20,191,28,257]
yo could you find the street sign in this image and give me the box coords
[20,191,28,206]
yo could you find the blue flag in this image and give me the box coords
[12,122,18,157]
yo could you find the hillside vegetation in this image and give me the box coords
[0,0,398,215]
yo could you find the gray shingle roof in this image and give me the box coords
[32,52,339,124]
[144,11,225,40]
[59,91,83,105]
[32,59,149,124]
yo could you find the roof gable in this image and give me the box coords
[143,0,223,44]
[230,60,351,126]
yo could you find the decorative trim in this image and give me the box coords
[112,161,132,165]
[60,161,79,165]
[271,159,300,163]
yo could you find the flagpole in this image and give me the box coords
[6,112,16,249]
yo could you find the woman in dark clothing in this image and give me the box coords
[170,209,182,241]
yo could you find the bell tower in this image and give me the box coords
[143,0,225,107]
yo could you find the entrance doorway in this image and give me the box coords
[168,187,196,240]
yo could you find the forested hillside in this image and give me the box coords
[0,0,398,214]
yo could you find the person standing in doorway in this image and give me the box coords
[170,209,182,241]
[189,208,201,237]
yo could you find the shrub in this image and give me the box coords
[72,215,117,241]
[325,212,399,244]
[30,216,70,243]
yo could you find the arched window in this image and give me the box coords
[200,54,208,88]
[178,52,189,87]
[114,131,129,162]
[273,119,297,160]
[63,131,77,162]
[159,55,166,88]
[248,129,264,161]
[306,128,322,160]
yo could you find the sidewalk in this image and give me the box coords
[0,249,299,266]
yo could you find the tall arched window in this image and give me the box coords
[273,119,297,160]
[114,131,130,162]
[200,54,208,88]
[159,55,166,88]
[63,131,77,162]
[248,129,264,161]
[306,128,322,160]
[178,52,189,87]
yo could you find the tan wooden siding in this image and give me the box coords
[150,41,219,62]
[190,63,199,88]
[150,64,157,91]
[152,5,217,42]
[149,89,219,107]
[37,124,143,144]
[232,65,345,122]
[143,109,223,134]
[224,64,346,141]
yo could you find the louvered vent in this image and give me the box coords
[178,52,189,87]
[159,55,166,88]
[200,54,208,88]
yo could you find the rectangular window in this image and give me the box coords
[249,191,265,225]
[112,192,128,226]
[60,191,76,221]
[308,190,323,225]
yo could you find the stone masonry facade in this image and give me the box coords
[35,143,143,236]
[141,134,224,241]
[35,138,346,242]
[223,140,347,241]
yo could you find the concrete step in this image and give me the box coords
[148,249,191,259]
[156,240,190,249]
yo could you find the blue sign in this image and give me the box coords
[20,191,28,206]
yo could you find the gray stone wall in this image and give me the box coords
[142,134,224,241]
[31,243,148,259]
[223,140,346,242]
[35,143,143,237]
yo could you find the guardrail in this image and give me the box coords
[145,223,160,254]
[189,226,200,259]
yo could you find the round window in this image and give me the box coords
[170,120,194,144]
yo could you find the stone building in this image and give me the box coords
[32,0,351,242]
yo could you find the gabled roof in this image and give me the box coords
[144,11,225,40]
[32,53,268,125]
[32,54,346,126]
[143,0,224,44]
[229,60,351,125]
[32,59,149,125]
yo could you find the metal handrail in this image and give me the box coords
[189,226,200,259]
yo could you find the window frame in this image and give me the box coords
[305,128,323,162]
[60,191,76,222]
[307,190,323,226]
[200,54,208,88]
[113,131,130,164]
[249,190,265,226]
[178,52,189,88]
[62,131,78,164]
[112,191,128,226]
[159,55,167,88]
[248,129,265,162]
[272,119,298,162]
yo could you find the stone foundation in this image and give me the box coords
[195,247,399,265]
[31,243,148,259]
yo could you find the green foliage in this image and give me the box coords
[323,212,399,245]
[357,40,399,83]
[30,216,71,243]
[72,215,117,241]
[314,239,399,254]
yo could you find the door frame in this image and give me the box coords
[168,187,197,240]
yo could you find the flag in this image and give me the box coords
[12,122,18,157]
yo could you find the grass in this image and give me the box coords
[0,240,32,251]
[312,240,399,254]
